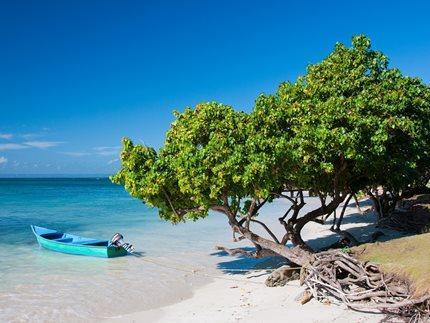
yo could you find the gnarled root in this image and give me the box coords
[323,230,384,251]
[302,250,430,319]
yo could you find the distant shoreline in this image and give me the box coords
[0,174,111,179]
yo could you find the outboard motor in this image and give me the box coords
[109,233,135,253]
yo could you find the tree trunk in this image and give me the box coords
[368,191,382,221]
[218,193,346,267]
[353,194,363,214]
[291,195,345,247]
[236,225,313,266]
[334,193,353,231]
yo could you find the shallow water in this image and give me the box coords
[0,178,236,321]
[0,179,354,321]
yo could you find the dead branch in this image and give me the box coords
[214,245,278,258]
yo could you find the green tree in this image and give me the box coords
[112,36,430,265]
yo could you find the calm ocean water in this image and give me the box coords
[0,178,239,321]
[0,178,356,321]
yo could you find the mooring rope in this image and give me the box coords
[137,256,265,284]
[133,254,301,285]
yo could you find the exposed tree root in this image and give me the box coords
[301,250,430,320]
[322,229,384,251]
[379,209,430,234]
[379,194,430,234]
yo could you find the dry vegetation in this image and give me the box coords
[354,233,430,298]
[298,234,430,320]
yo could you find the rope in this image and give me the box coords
[133,254,301,285]
[137,256,264,284]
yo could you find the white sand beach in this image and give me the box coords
[111,270,383,323]
[107,199,403,323]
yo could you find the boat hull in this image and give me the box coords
[31,225,128,258]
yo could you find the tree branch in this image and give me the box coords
[162,188,181,218]
[271,191,296,204]
[295,194,345,233]
[334,193,353,231]
[250,219,280,243]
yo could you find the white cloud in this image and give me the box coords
[63,146,120,158]
[107,158,119,165]
[0,156,7,164]
[0,133,13,140]
[62,146,121,159]
[0,143,29,151]
[0,140,64,151]
[21,133,41,140]
[63,152,90,157]
[93,146,121,156]
[24,141,64,149]
[97,151,119,156]
[21,129,51,140]
[93,146,121,151]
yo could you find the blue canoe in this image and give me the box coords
[31,225,128,258]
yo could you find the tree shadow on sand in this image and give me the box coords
[211,248,289,275]
[325,210,375,226]
[211,211,409,275]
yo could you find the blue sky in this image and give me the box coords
[1,0,429,175]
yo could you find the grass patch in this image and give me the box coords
[353,233,430,298]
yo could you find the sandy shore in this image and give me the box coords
[110,271,384,323]
[107,198,403,323]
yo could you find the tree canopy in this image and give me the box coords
[111,35,430,264]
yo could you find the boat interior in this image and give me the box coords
[39,231,109,246]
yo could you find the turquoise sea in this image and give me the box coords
[0,178,244,321]
[0,178,368,321]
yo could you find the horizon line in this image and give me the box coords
[0,174,112,179]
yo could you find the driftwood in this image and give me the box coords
[265,265,300,287]
[215,245,279,258]
[301,250,430,320]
